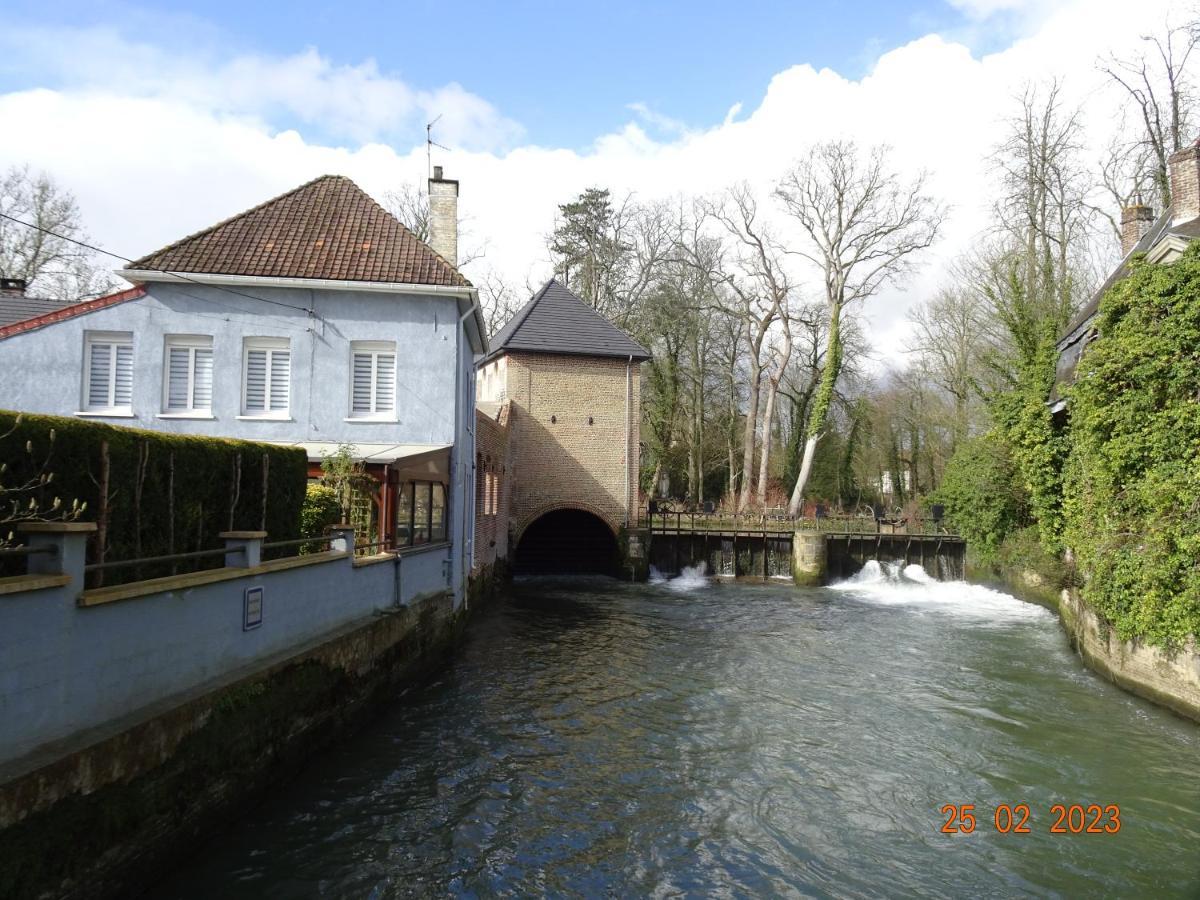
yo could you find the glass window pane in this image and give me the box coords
[396,482,414,546]
[413,482,431,545]
[431,483,446,542]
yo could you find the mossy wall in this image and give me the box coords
[0,590,464,900]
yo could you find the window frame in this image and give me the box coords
[347,340,397,421]
[241,336,291,419]
[82,330,134,415]
[161,334,214,417]
[395,479,448,547]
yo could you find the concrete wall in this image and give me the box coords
[503,352,641,538]
[0,281,478,603]
[0,529,453,770]
[1056,586,1200,722]
[0,581,466,900]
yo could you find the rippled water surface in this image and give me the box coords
[159,568,1200,898]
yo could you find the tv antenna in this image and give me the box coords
[426,115,450,179]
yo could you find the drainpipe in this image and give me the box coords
[456,302,480,606]
[625,354,632,527]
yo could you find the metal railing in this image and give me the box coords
[85,545,243,573]
[0,544,57,557]
[82,535,337,573]
[638,506,959,537]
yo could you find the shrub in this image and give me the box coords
[0,411,307,584]
[933,431,1027,566]
[301,484,342,551]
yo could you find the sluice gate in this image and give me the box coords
[823,532,965,582]
[647,522,966,584]
[648,529,795,580]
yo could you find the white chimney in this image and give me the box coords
[428,165,459,266]
[1168,140,1200,225]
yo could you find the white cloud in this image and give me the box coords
[0,0,1180,365]
[0,25,522,150]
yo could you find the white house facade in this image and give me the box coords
[0,173,486,602]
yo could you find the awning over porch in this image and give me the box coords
[272,441,451,480]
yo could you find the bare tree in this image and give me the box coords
[700,184,790,512]
[906,287,983,449]
[474,268,524,337]
[1100,18,1198,209]
[0,165,115,301]
[776,141,944,515]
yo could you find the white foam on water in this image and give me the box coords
[830,559,1051,624]
[650,562,710,592]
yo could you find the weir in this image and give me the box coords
[647,522,966,584]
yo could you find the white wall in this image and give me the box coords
[0,540,453,768]
[0,280,480,602]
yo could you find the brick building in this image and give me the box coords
[476,280,649,572]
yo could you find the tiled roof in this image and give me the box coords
[485,279,650,363]
[126,175,468,288]
[0,294,73,329]
[0,286,147,340]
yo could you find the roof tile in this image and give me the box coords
[126,175,468,288]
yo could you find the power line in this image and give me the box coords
[0,212,319,316]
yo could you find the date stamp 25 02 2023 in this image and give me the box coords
[940,803,1121,834]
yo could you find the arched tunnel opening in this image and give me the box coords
[514,509,620,575]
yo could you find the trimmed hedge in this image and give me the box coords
[0,411,307,583]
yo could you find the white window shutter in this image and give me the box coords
[375,353,395,412]
[193,348,213,409]
[269,350,290,411]
[245,349,267,412]
[113,345,133,407]
[166,347,190,410]
[88,343,111,408]
[352,352,373,413]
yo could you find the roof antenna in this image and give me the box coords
[426,115,450,181]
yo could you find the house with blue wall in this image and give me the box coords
[0,172,486,601]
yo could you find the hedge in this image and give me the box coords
[0,411,307,584]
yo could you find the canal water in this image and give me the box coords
[158,565,1200,898]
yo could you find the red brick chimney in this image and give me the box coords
[1120,204,1154,255]
[1168,140,1200,225]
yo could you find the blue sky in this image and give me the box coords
[0,0,1167,358]
[2,0,1012,149]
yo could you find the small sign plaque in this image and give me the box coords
[243,586,263,631]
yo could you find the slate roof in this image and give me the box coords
[0,294,73,328]
[484,279,650,363]
[1051,205,1195,406]
[125,175,469,288]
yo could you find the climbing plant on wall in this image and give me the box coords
[1064,243,1200,647]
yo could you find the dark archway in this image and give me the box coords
[514,508,619,575]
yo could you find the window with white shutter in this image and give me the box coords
[83,332,134,414]
[348,341,397,419]
[242,337,291,417]
[163,335,214,415]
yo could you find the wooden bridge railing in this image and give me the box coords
[637,506,960,538]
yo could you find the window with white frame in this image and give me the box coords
[83,331,134,413]
[242,337,291,417]
[349,341,396,418]
[163,335,214,414]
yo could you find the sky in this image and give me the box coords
[0,0,1186,361]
